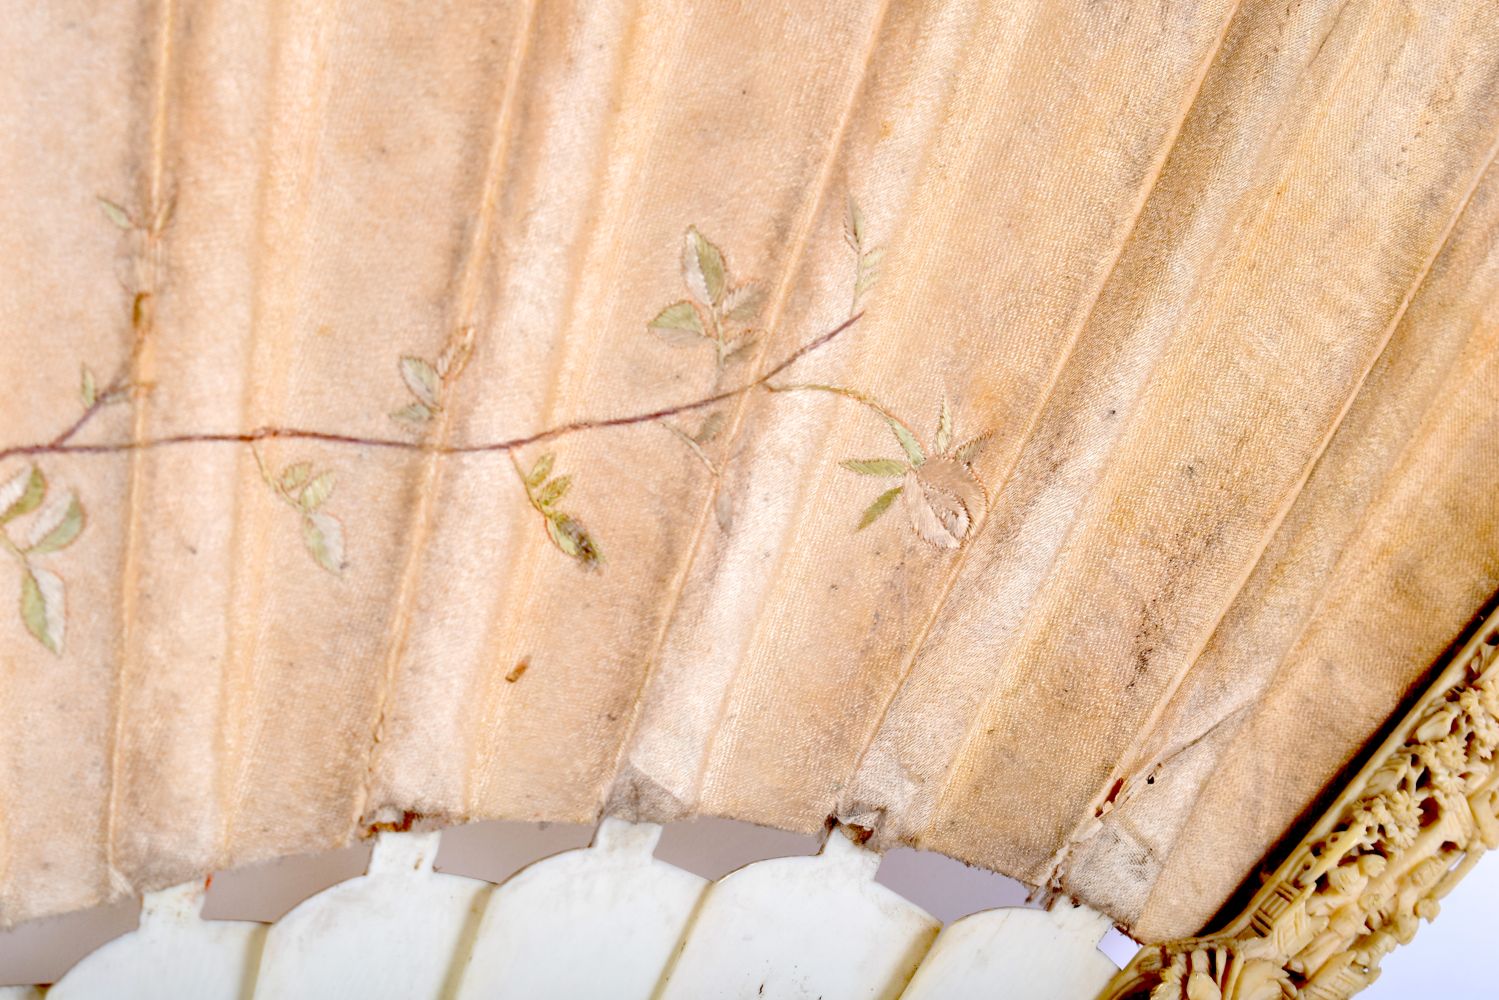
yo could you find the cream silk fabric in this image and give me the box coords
[2,0,1498,943]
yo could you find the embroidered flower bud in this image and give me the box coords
[901,457,985,549]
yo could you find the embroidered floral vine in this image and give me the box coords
[844,195,882,317]
[646,225,765,506]
[648,226,764,376]
[0,195,164,653]
[252,448,346,575]
[770,386,991,549]
[0,187,954,652]
[511,452,602,568]
[389,326,477,429]
[0,466,84,653]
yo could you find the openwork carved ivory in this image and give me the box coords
[1102,606,1499,1000]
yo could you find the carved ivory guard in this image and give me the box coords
[1102,605,1499,1000]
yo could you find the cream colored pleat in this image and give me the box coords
[2,0,1498,944]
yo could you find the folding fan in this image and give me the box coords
[3,0,1498,996]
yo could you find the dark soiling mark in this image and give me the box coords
[1125,516,1225,689]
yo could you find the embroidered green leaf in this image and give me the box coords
[841,458,907,478]
[721,335,758,364]
[26,495,84,555]
[784,379,988,545]
[694,411,726,444]
[844,194,866,252]
[544,516,578,557]
[20,566,64,655]
[1,466,45,524]
[513,453,603,567]
[97,196,133,230]
[401,356,441,409]
[715,489,733,532]
[649,301,704,341]
[670,428,713,471]
[301,511,345,575]
[527,453,555,489]
[655,326,706,348]
[683,226,727,307]
[279,463,311,494]
[857,486,902,531]
[936,400,952,454]
[535,475,571,510]
[887,418,925,467]
[852,240,884,312]
[299,471,336,512]
[390,401,433,426]
[545,513,601,567]
[722,282,764,324]
[81,365,97,408]
[436,326,477,380]
[953,433,991,467]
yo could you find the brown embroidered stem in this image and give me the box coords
[50,391,111,449]
[764,380,920,438]
[662,423,721,476]
[0,313,861,466]
[506,450,534,501]
[53,356,138,450]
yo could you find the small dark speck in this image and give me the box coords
[1146,775,1155,784]
[1184,464,1195,477]
[186,544,198,555]
[1107,408,1117,416]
